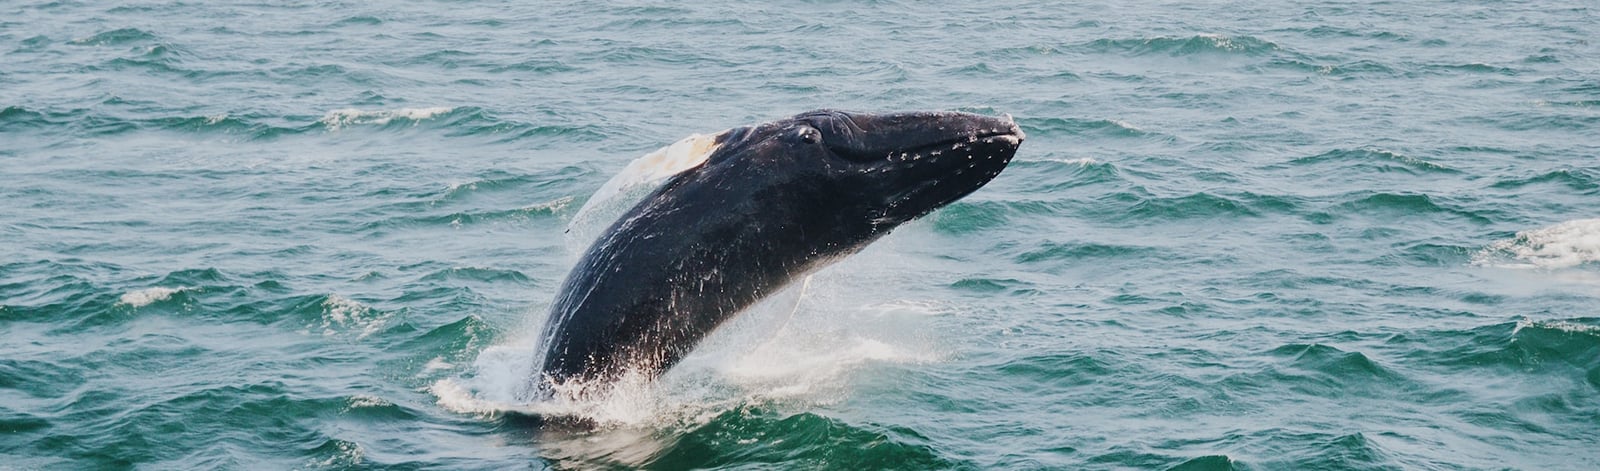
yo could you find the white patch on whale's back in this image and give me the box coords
[565,131,725,249]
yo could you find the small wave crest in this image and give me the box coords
[67,28,157,46]
[318,107,456,131]
[1513,318,1600,337]
[1473,219,1600,269]
[1084,34,1283,57]
[1285,148,1456,174]
[308,294,391,339]
[118,287,187,307]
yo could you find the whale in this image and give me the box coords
[537,109,1024,393]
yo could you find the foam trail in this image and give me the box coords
[1474,218,1600,269]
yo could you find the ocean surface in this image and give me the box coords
[3,1,1599,469]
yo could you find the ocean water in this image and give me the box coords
[3,0,1599,469]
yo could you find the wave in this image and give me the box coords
[318,107,456,131]
[1219,343,1412,401]
[1121,192,1272,221]
[419,267,533,284]
[1330,192,1490,224]
[622,409,953,469]
[359,197,571,232]
[2,104,603,142]
[1279,148,1458,175]
[1423,62,1520,75]
[1299,25,1414,42]
[1018,117,1171,141]
[1489,168,1600,192]
[1015,241,1170,264]
[1001,158,1126,195]
[67,28,157,46]
[0,106,60,130]
[331,15,384,27]
[1473,219,1600,269]
[1458,111,1600,132]
[1419,319,1600,386]
[1082,34,1284,57]
[487,59,578,74]
[118,287,188,307]
[927,201,1012,235]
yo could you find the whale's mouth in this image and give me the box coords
[871,124,1022,225]
[881,122,1024,166]
[885,112,1022,160]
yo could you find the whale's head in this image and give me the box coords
[704,109,1023,235]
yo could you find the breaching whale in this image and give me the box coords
[538,109,1023,393]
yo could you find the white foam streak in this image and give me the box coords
[1044,157,1100,166]
[1474,219,1600,269]
[315,294,389,339]
[318,106,454,131]
[1514,318,1600,336]
[118,287,185,307]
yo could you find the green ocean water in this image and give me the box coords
[3,1,1599,469]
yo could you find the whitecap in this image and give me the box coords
[1513,318,1600,336]
[118,287,185,307]
[347,394,390,408]
[316,294,390,339]
[1474,219,1600,269]
[318,106,454,131]
[1044,157,1100,166]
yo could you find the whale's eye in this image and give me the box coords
[796,127,821,144]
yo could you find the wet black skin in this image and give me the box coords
[537,109,1024,391]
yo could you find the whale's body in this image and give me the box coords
[537,110,1023,392]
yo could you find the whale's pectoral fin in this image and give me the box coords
[568,132,725,230]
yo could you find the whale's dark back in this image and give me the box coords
[537,110,1024,390]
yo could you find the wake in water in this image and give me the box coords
[1473,218,1600,270]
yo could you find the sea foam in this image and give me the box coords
[118,287,185,307]
[431,272,937,428]
[1474,219,1600,269]
[318,106,454,131]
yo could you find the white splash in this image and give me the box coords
[1474,219,1600,269]
[306,439,364,468]
[565,132,725,249]
[118,287,185,307]
[1513,318,1600,336]
[318,106,454,131]
[430,270,939,428]
[347,394,390,409]
[316,294,389,339]
[1044,157,1100,166]
[422,357,454,374]
[1108,119,1141,131]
